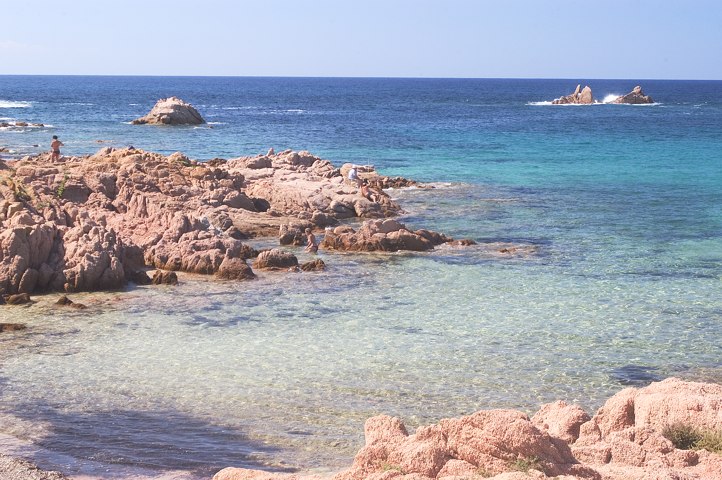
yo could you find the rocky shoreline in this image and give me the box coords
[214,378,722,480]
[0,148,473,299]
[7,378,719,480]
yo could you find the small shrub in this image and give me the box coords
[56,173,68,198]
[510,456,542,472]
[475,466,493,477]
[380,462,406,474]
[663,423,722,454]
[696,430,722,454]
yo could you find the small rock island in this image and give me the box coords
[131,96,206,125]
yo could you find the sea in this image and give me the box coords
[1,76,721,479]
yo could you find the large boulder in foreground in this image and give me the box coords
[552,84,594,105]
[611,85,654,104]
[131,96,205,125]
[213,378,722,480]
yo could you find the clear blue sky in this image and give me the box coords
[2,0,721,79]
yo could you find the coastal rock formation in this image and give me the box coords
[0,148,424,295]
[0,453,68,480]
[213,378,722,480]
[552,85,594,105]
[321,219,456,252]
[131,96,206,125]
[611,85,654,104]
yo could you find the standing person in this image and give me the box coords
[305,228,318,253]
[348,165,363,188]
[50,135,64,161]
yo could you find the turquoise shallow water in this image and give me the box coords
[1,77,722,478]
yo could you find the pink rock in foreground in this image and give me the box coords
[213,378,722,480]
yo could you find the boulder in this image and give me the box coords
[128,270,152,285]
[131,97,205,125]
[532,400,591,444]
[552,84,594,105]
[611,85,654,104]
[5,293,31,305]
[252,249,299,270]
[300,259,325,271]
[151,270,178,285]
[216,257,256,280]
[320,220,451,253]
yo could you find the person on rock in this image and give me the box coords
[305,228,318,253]
[348,165,363,188]
[50,135,64,161]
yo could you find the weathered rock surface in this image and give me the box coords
[321,219,457,252]
[252,248,299,270]
[611,85,654,104]
[552,85,594,105]
[0,148,419,295]
[0,453,68,480]
[213,378,722,480]
[131,96,205,125]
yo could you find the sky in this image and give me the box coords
[2,0,721,79]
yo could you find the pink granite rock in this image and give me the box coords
[212,379,722,480]
[532,400,591,444]
[552,85,594,105]
[131,96,205,125]
[0,147,453,295]
[320,220,453,253]
[611,86,654,104]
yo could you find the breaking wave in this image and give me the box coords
[0,100,32,108]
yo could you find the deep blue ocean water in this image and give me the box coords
[1,77,722,478]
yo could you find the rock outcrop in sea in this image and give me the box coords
[131,96,206,125]
[611,85,654,104]
[552,85,594,105]
[213,378,722,480]
[0,148,459,295]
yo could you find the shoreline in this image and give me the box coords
[1,378,720,479]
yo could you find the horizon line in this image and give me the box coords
[1,74,721,82]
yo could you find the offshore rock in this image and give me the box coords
[552,84,594,105]
[131,96,205,125]
[214,378,722,480]
[611,85,654,104]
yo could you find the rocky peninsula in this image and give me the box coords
[0,148,470,297]
[214,378,722,480]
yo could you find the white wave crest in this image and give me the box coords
[0,100,31,108]
[602,94,621,104]
[526,101,554,106]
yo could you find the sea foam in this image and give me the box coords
[0,100,32,108]
[602,94,622,104]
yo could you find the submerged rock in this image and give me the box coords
[0,323,26,332]
[552,84,594,105]
[611,85,654,104]
[131,96,205,125]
